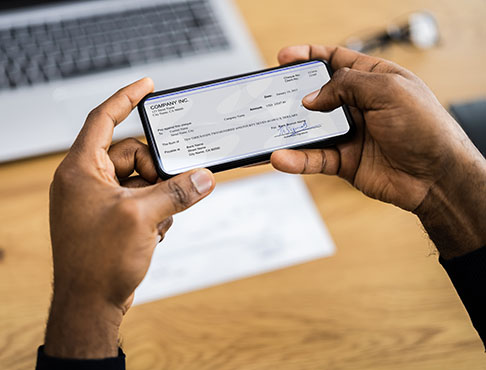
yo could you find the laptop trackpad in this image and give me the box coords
[53,75,143,139]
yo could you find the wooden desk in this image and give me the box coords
[1,0,485,368]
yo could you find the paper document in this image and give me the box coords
[133,172,335,305]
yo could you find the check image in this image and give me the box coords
[144,61,350,174]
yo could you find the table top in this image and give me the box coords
[1,0,485,369]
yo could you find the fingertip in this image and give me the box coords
[309,44,336,61]
[190,168,215,195]
[141,169,214,221]
[138,77,154,92]
[270,149,283,163]
[204,168,216,191]
[302,89,320,106]
[277,45,311,65]
[270,149,287,166]
[270,150,303,174]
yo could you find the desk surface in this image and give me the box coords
[1,0,485,369]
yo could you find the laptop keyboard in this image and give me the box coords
[0,0,229,90]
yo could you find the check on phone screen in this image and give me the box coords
[141,60,352,176]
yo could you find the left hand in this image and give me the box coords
[270,45,486,258]
[44,78,215,358]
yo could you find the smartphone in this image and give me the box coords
[138,60,354,179]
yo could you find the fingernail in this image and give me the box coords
[303,90,319,104]
[191,170,213,194]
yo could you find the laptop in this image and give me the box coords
[0,0,263,162]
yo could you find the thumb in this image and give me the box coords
[302,67,395,112]
[138,168,215,221]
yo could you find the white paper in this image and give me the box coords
[133,172,335,305]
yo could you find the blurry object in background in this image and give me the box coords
[133,172,335,305]
[0,0,262,162]
[450,98,486,157]
[345,11,440,54]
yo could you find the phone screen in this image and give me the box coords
[142,60,351,175]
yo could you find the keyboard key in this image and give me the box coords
[25,64,45,84]
[0,74,9,88]
[73,57,91,73]
[41,64,61,81]
[7,64,29,88]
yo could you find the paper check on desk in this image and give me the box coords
[133,172,335,305]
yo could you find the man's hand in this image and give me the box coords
[44,78,215,358]
[271,45,486,258]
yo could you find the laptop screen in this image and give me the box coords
[0,1,87,11]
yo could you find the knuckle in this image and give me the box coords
[87,106,103,121]
[87,106,116,125]
[119,138,141,158]
[114,86,125,96]
[116,198,144,225]
[157,216,174,235]
[368,74,407,107]
[381,74,408,98]
[167,179,191,212]
[331,68,354,105]
[52,163,74,189]
[122,137,141,147]
[332,68,350,85]
[333,67,347,80]
[333,46,346,57]
[385,73,405,89]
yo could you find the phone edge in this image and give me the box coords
[137,59,355,179]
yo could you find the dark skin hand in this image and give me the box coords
[45,78,216,358]
[271,45,486,259]
[43,48,486,360]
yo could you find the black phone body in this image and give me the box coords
[138,60,355,179]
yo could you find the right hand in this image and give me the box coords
[271,45,486,257]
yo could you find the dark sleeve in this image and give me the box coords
[439,245,486,349]
[36,346,125,370]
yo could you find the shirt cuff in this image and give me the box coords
[439,245,486,349]
[36,345,126,370]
